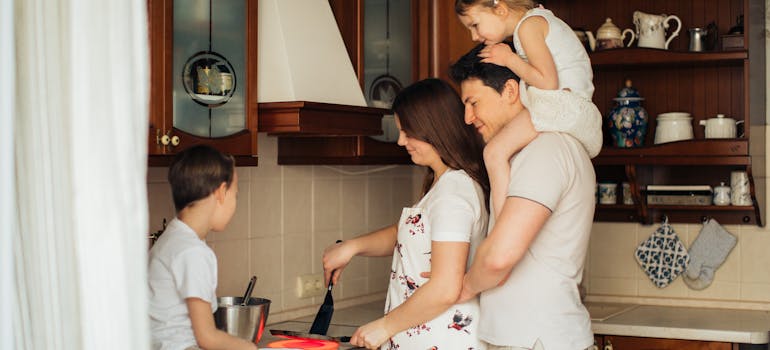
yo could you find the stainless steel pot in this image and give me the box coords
[214,296,271,343]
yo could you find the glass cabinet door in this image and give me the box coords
[363,0,412,109]
[173,0,246,138]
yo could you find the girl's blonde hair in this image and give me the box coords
[454,0,535,15]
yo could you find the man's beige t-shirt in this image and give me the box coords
[480,132,595,350]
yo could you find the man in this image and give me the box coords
[450,43,596,350]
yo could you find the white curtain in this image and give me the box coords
[1,0,16,349]
[12,0,150,349]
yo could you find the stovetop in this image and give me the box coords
[258,320,360,350]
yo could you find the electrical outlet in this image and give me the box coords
[296,273,325,298]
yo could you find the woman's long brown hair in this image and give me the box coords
[391,78,490,212]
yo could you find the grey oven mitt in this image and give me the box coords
[683,218,737,290]
[635,218,690,288]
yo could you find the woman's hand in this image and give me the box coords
[350,316,393,349]
[321,241,356,285]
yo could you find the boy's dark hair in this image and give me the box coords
[168,145,235,212]
[449,42,520,93]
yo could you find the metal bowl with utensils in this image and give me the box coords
[214,276,270,343]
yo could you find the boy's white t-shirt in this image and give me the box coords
[148,218,218,350]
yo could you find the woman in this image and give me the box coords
[321,78,489,350]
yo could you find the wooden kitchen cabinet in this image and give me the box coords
[594,334,755,350]
[147,0,259,166]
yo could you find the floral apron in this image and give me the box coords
[381,207,486,350]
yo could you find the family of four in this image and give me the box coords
[148,0,601,349]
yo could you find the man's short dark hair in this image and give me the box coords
[449,42,520,93]
[168,145,235,212]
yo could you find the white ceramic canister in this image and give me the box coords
[654,112,693,144]
[699,114,743,139]
[730,171,751,206]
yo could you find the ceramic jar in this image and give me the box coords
[655,112,694,144]
[607,80,649,147]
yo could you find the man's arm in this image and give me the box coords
[458,196,551,301]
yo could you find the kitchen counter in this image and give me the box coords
[589,302,770,344]
[259,300,770,347]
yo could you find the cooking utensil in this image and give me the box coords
[214,296,271,343]
[269,329,351,343]
[309,240,343,335]
[241,275,257,306]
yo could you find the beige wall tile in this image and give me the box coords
[368,178,395,230]
[340,276,369,299]
[250,178,282,238]
[283,178,312,235]
[588,277,637,296]
[314,178,341,232]
[249,236,283,296]
[686,281,741,300]
[367,256,392,294]
[392,177,415,209]
[638,277,688,298]
[213,239,252,297]
[341,179,367,233]
[741,282,770,302]
[589,223,638,278]
[282,234,314,310]
[740,226,770,283]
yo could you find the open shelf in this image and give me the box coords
[590,48,747,67]
[593,139,750,165]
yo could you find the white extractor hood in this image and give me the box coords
[257,0,384,136]
[258,0,365,106]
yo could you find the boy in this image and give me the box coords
[148,145,256,350]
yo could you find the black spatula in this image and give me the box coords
[309,240,342,335]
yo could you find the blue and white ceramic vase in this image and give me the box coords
[607,80,649,148]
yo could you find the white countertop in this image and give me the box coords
[589,303,770,344]
[278,300,770,345]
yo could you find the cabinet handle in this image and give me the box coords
[604,339,613,350]
[160,134,171,146]
[171,135,180,146]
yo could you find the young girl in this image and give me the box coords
[456,0,602,217]
[321,79,489,350]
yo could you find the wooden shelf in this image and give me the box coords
[590,48,747,67]
[593,139,749,165]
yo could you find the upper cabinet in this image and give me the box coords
[147,0,258,166]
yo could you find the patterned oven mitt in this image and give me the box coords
[634,218,690,288]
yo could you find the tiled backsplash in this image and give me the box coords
[147,134,421,321]
[585,221,770,309]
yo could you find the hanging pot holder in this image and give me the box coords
[634,217,690,288]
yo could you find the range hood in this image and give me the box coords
[257,0,385,136]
